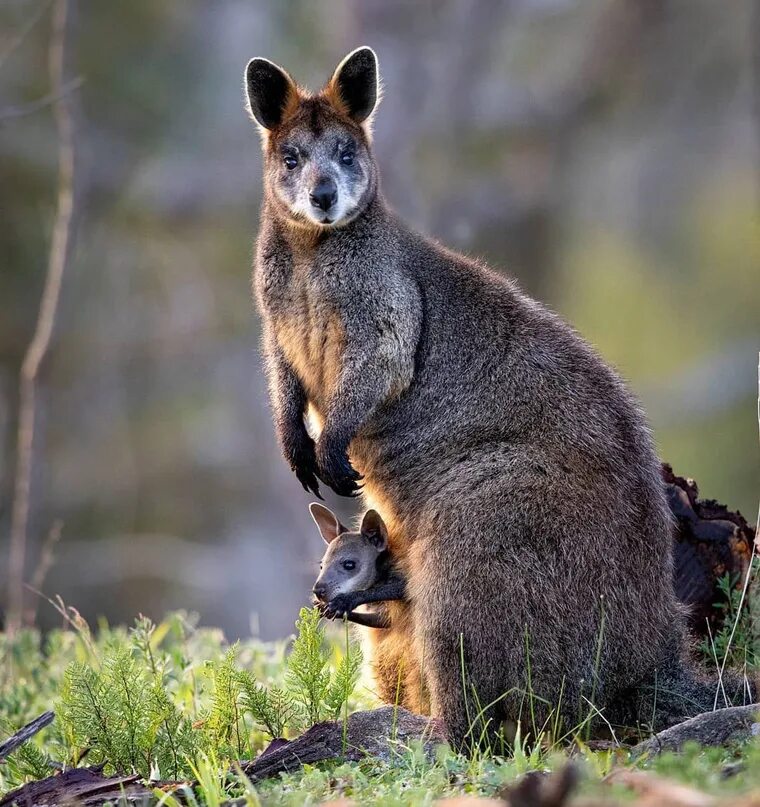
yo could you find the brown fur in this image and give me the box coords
[360,519,427,714]
[246,48,749,750]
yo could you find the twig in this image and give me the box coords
[705,618,728,709]
[6,0,77,636]
[23,520,63,628]
[712,352,760,708]
[0,711,54,762]
[0,76,84,123]
[24,586,97,660]
[0,0,52,71]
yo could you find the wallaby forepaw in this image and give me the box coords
[296,466,322,498]
[284,431,322,497]
[323,593,353,619]
[316,440,363,497]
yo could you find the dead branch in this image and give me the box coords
[0,711,54,763]
[23,521,63,628]
[665,462,757,638]
[6,0,78,636]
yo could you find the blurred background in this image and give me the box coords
[1,0,758,640]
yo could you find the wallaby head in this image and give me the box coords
[309,503,388,602]
[245,47,380,229]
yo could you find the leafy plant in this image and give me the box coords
[50,607,363,782]
[700,557,760,671]
[237,673,298,739]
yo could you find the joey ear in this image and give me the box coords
[309,503,346,544]
[326,46,380,124]
[245,57,298,130]
[360,509,388,551]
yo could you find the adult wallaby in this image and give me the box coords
[245,47,746,749]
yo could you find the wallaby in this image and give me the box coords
[309,503,405,630]
[245,47,750,749]
[308,502,425,710]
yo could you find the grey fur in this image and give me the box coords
[247,49,748,749]
[310,504,404,630]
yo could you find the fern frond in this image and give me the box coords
[103,646,153,774]
[325,638,363,720]
[147,674,197,779]
[58,661,120,770]
[204,645,243,759]
[238,670,301,738]
[285,608,330,726]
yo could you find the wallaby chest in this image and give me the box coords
[259,245,347,410]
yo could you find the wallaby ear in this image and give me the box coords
[309,503,345,544]
[245,57,298,131]
[360,509,388,551]
[325,46,380,124]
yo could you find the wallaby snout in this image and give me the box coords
[309,177,338,212]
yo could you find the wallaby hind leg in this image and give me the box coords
[418,622,509,753]
[408,458,612,752]
[411,536,536,753]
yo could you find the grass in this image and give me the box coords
[0,600,758,805]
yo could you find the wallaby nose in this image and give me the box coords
[313,583,327,601]
[309,179,337,212]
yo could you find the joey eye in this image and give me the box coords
[283,154,298,170]
[340,152,354,166]
[342,560,356,571]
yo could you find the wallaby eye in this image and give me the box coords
[283,154,298,170]
[342,560,356,571]
[340,152,354,166]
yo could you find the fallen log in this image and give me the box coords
[0,764,156,807]
[0,707,443,804]
[632,704,760,756]
[242,705,446,780]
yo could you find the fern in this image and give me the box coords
[238,671,300,738]
[10,738,53,781]
[58,661,122,770]
[146,674,197,780]
[285,607,332,726]
[204,645,244,759]
[58,646,197,778]
[104,646,153,773]
[325,630,363,721]
[51,607,364,781]
[0,718,53,784]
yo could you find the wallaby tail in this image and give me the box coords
[611,656,756,733]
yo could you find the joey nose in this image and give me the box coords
[309,179,337,212]
[313,583,327,601]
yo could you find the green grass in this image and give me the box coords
[0,605,759,806]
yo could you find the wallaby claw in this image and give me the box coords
[285,430,322,497]
[323,593,353,619]
[316,440,363,498]
[297,469,322,499]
